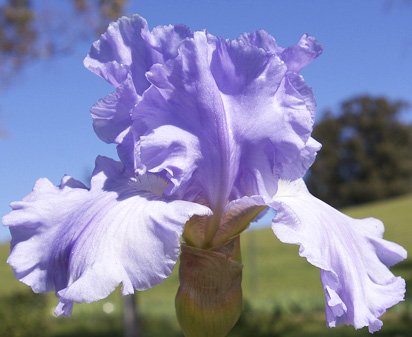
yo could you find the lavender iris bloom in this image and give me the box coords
[3,15,406,335]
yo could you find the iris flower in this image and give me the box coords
[3,15,406,336]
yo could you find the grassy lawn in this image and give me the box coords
[0,194,411,337]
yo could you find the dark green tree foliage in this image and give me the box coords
[307,96,412,207]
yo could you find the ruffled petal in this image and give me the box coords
[135,125,202,194]
[236,32,319,121]
[280,34,323,73]
[84,15,192,91]
[91,75,138,144]
[270,179,406,332]
[135,31,321,207]
[84,15,147,88]
[238,30,283,54]
[3,156,211,315]
[136,32,237,208]
[84,15,193,146]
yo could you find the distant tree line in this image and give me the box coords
[307,96,412,207]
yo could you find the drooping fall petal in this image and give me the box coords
[3,156,211,315]
[270,179,406,332]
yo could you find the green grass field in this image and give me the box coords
[0,194,411,337]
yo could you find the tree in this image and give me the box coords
[0,0,127,140]
[0,0,126,87]
[307,96,412,207]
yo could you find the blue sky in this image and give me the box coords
[0,0,411,241]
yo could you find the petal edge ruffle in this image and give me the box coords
[270,179,406,332]
[3,156,211,315]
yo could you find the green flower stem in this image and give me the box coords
[175,237,243,337]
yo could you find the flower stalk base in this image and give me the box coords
[175,238,243,337]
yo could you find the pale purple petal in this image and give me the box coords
[134,31,321,208]
[231,143,278,201]
[85,15,322,210]
[270,179,406,332]
[91,75,138,144]
[3,156,211,315]
[135,125,202,195]
[136,32,238,208]
[237,32,319,119]
[238,30,283,54]
[84,15,146,88]
[281,34,322,73]
[84,15,192,91]
[84,15,192,146]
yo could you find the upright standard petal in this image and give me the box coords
[135,31,321,206]
[3,156,211,315]
[135,124,202,195]
[270,179,406,332]
[90,75,138,144]
[280,34,323,73]
[84,14,192,90]
[84,15,193,146]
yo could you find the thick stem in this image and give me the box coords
[175,237,243,337]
